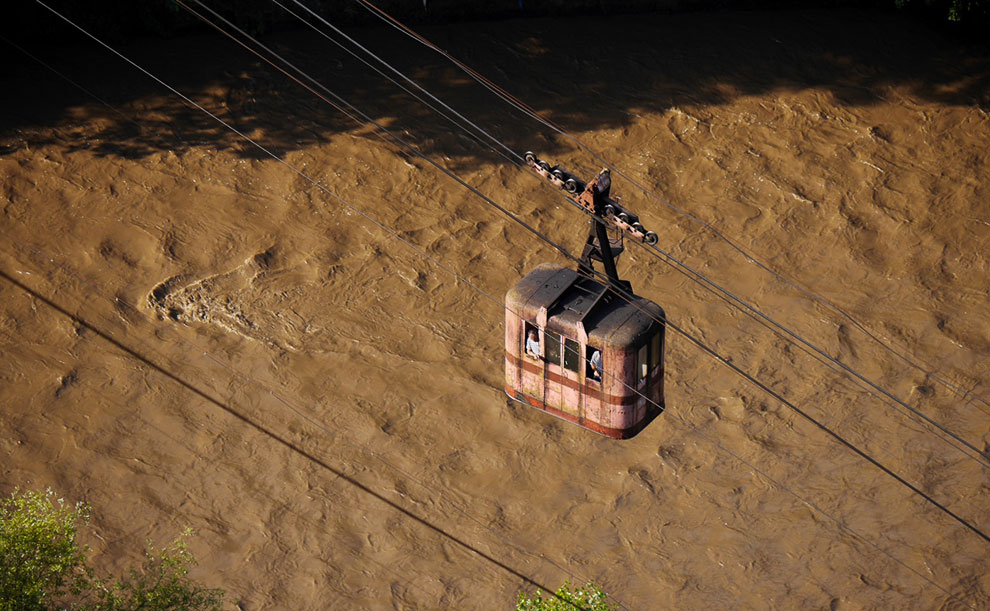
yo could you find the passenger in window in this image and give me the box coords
[591,168,611,213]
[526,329,541,360]
[589,349,602,382]
[594,168,611,199]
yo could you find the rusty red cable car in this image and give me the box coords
[504,153,666,438]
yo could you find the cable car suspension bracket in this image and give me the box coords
[524,151,657,291]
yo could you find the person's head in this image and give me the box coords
[529,329,538,339]
[600,167,610,175]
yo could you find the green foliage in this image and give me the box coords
[894,0,990,23]
[946,0,990,20]
[516,580,617,611]
[89,528,224,610]
[0,489,224,610]
[0,489,92,610]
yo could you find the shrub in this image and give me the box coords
[0,489,92,610]
[516,580,617,611]
[894,0,990,23]
[0,488,223,610]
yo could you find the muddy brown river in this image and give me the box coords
[2,6,989,609]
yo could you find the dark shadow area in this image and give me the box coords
[1,6,988,167]
[3,0,918,44]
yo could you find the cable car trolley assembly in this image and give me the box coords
[505,153,666,439]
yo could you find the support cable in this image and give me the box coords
[262,1,990,469]
[2,233,969,609]
[0,327,447,607]
[0,265,571,606]
[271,0,522,164]
[19,3,983,604]
[2,173,971,609]
[349,0,990,415]
[2,31,614,611]
[132,0,990,546]
[639,241,990,467]
[25,4,611,606]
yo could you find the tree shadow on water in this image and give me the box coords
[2,7,988,168]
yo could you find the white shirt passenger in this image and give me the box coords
[590,349,602,381]
[526,332,540,359]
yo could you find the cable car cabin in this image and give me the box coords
[504,263,665,439]
[506,153,667,438]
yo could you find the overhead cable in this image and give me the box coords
[161,0,990,547]
[349,0,990,415]
[20,3,982,605]
[267,0,990,470]
[26,3,609,605]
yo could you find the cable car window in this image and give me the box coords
[524,322,540,359]
[586,346,602,383]
[650,331,661,370]
[638,343,648,382]
[563,338,580,372]
[545,331,562,366]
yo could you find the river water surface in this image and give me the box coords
[1,7,989,609]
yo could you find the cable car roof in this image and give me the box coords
[507,263,664,347]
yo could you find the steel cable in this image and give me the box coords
[261,1,990,470]
[273,0,522,164]
[22,4,614,607]
[0,326,448,607]
[1,231,970,609]
[348,0,990,416]
[161,1,990,547]
[18,8,674,609]
[18,2,984,605]
[0,264,577,607]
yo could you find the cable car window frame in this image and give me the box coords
[563,338,580,373]
[545,330,562,366]
[638,343,649,382]
[585,345,602,384]
[650,331,661,371]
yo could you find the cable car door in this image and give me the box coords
[559,336,582,417]
[544,331,580,416]
[543,331,563,410]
